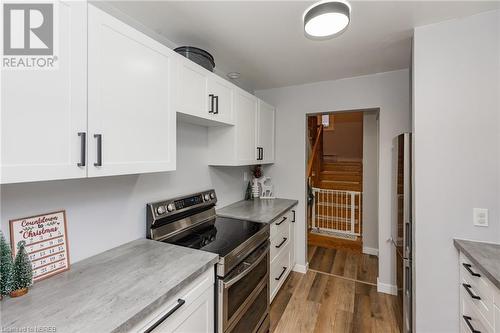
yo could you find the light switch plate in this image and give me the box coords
[243,172,249,182]
[473,208,488,227]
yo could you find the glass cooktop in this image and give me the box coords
[164,217,265,257]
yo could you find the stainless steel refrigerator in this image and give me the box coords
[392,133,412,333]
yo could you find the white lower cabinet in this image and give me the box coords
[458,252,498,333]
[270,205,297,302]
[137,267,214,333]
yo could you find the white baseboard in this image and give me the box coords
[362,247,379,256]
[293,262,308,274]
[377,278,397,295]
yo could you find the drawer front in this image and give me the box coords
[460,253,497,303]
[270,221,290,261]
[270,242,291,301]
[462,272,495,326]
[136,267,214,332]
[461,294,494,333]
[495,305,500,333]
[270,212,290,238]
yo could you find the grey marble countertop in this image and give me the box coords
[454,239,500,289]
[217,198,298,224]
[1,239,218,333]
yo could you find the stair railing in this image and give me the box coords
[307,124,324,187]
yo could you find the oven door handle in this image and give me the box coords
[223,243,270,288]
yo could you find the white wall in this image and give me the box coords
[413,10,500,332]
[256,69,410,288]
[0,122,248,263]
[362,112,379,254]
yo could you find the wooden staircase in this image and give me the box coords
[318,161,363,192]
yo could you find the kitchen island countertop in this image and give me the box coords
[1,239,218,333]
[217,198,298,224]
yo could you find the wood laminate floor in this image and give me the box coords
[270,248,401,333]
[308,245,378,285]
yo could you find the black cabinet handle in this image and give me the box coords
[292,210,296,222]
[462,283,481,300]
[462,315,481,333]
[209,94,214,114]
[275,237,287,249]
[275,266,287,281]
[256,147,262,160]
[144,299,186,333]
[77,132,86,167]
[463,263,481,277]
[276,217,287,226]
[261,147,264,160]
[94,134,102,167]
[214,95,219,114]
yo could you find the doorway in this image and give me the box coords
[306,109,380,283]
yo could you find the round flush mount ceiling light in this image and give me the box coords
[227,72,241,80]
[303,0,351,40]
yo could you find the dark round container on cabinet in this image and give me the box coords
[174,46,215,72]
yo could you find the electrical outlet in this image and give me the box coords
[473,208,488,227]
[243,172,249,182]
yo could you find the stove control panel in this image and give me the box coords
[148,190,217,219]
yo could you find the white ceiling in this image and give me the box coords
[109,1,499,91]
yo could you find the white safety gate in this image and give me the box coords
[311,188,362,237]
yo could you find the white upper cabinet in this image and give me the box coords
[87,5,176,177]
[257,100,276,164]
[207,88,275,166]
[175,57,209,120]
[175,56,234,126]
[207,75,234,124]
[1,1,87,184]
[234,90,259,163]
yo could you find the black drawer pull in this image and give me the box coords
[292,210,296,222]
[275,266,287,281]
[275,237,287,249]
[276,217,287,226]
[462,315,481,333]
[462,284,481,300]
[144,298,186,333]
[463,263,481,277]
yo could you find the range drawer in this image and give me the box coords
[461,293,493,333]
[270,219,290,261]
[270,242,291,301]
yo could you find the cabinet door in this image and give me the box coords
[1,1,87,184]
[257,100,275,164]
[234,90,258,163]
[151,286,214,333]
[176,56,209,119]
[208,75,234,124]
[88,5,175,177]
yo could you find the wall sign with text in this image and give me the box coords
[10,210,70,282]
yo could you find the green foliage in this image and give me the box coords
[0,231,14,295]
[12,241,33,291]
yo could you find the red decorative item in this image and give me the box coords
[252,165,262,179]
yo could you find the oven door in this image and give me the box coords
[218,241,270,333]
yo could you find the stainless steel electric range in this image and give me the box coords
[146,190,270,333]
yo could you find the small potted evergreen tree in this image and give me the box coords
[0,232,14,300]
[10,241,33,297]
